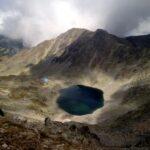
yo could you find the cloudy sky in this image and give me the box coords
[0,0,150,46]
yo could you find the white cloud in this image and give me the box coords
[129,17,150,36]
[0,0,150,46]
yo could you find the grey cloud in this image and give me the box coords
[0,0,150,46]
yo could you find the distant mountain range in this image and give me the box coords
[0,35,24,57]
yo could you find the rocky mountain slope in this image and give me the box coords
[0,28,149,123]
[0,28,89,76]
[0,28,150,149]
[0,114,150,149]
[31,29,150,79]
[0,28,149,78]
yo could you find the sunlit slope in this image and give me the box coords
[0,28,89,76]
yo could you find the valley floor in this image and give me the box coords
[0,71,150,149]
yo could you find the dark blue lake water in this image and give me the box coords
[57,85,104,115]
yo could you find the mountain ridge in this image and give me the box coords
[0,28,149,78]
[30,28,150,78]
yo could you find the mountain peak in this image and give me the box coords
[66,28,89,33]
[56,28,90,40]
[95,29,108,34]
[93,29,112,39]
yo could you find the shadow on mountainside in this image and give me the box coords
[30,29,150,79]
